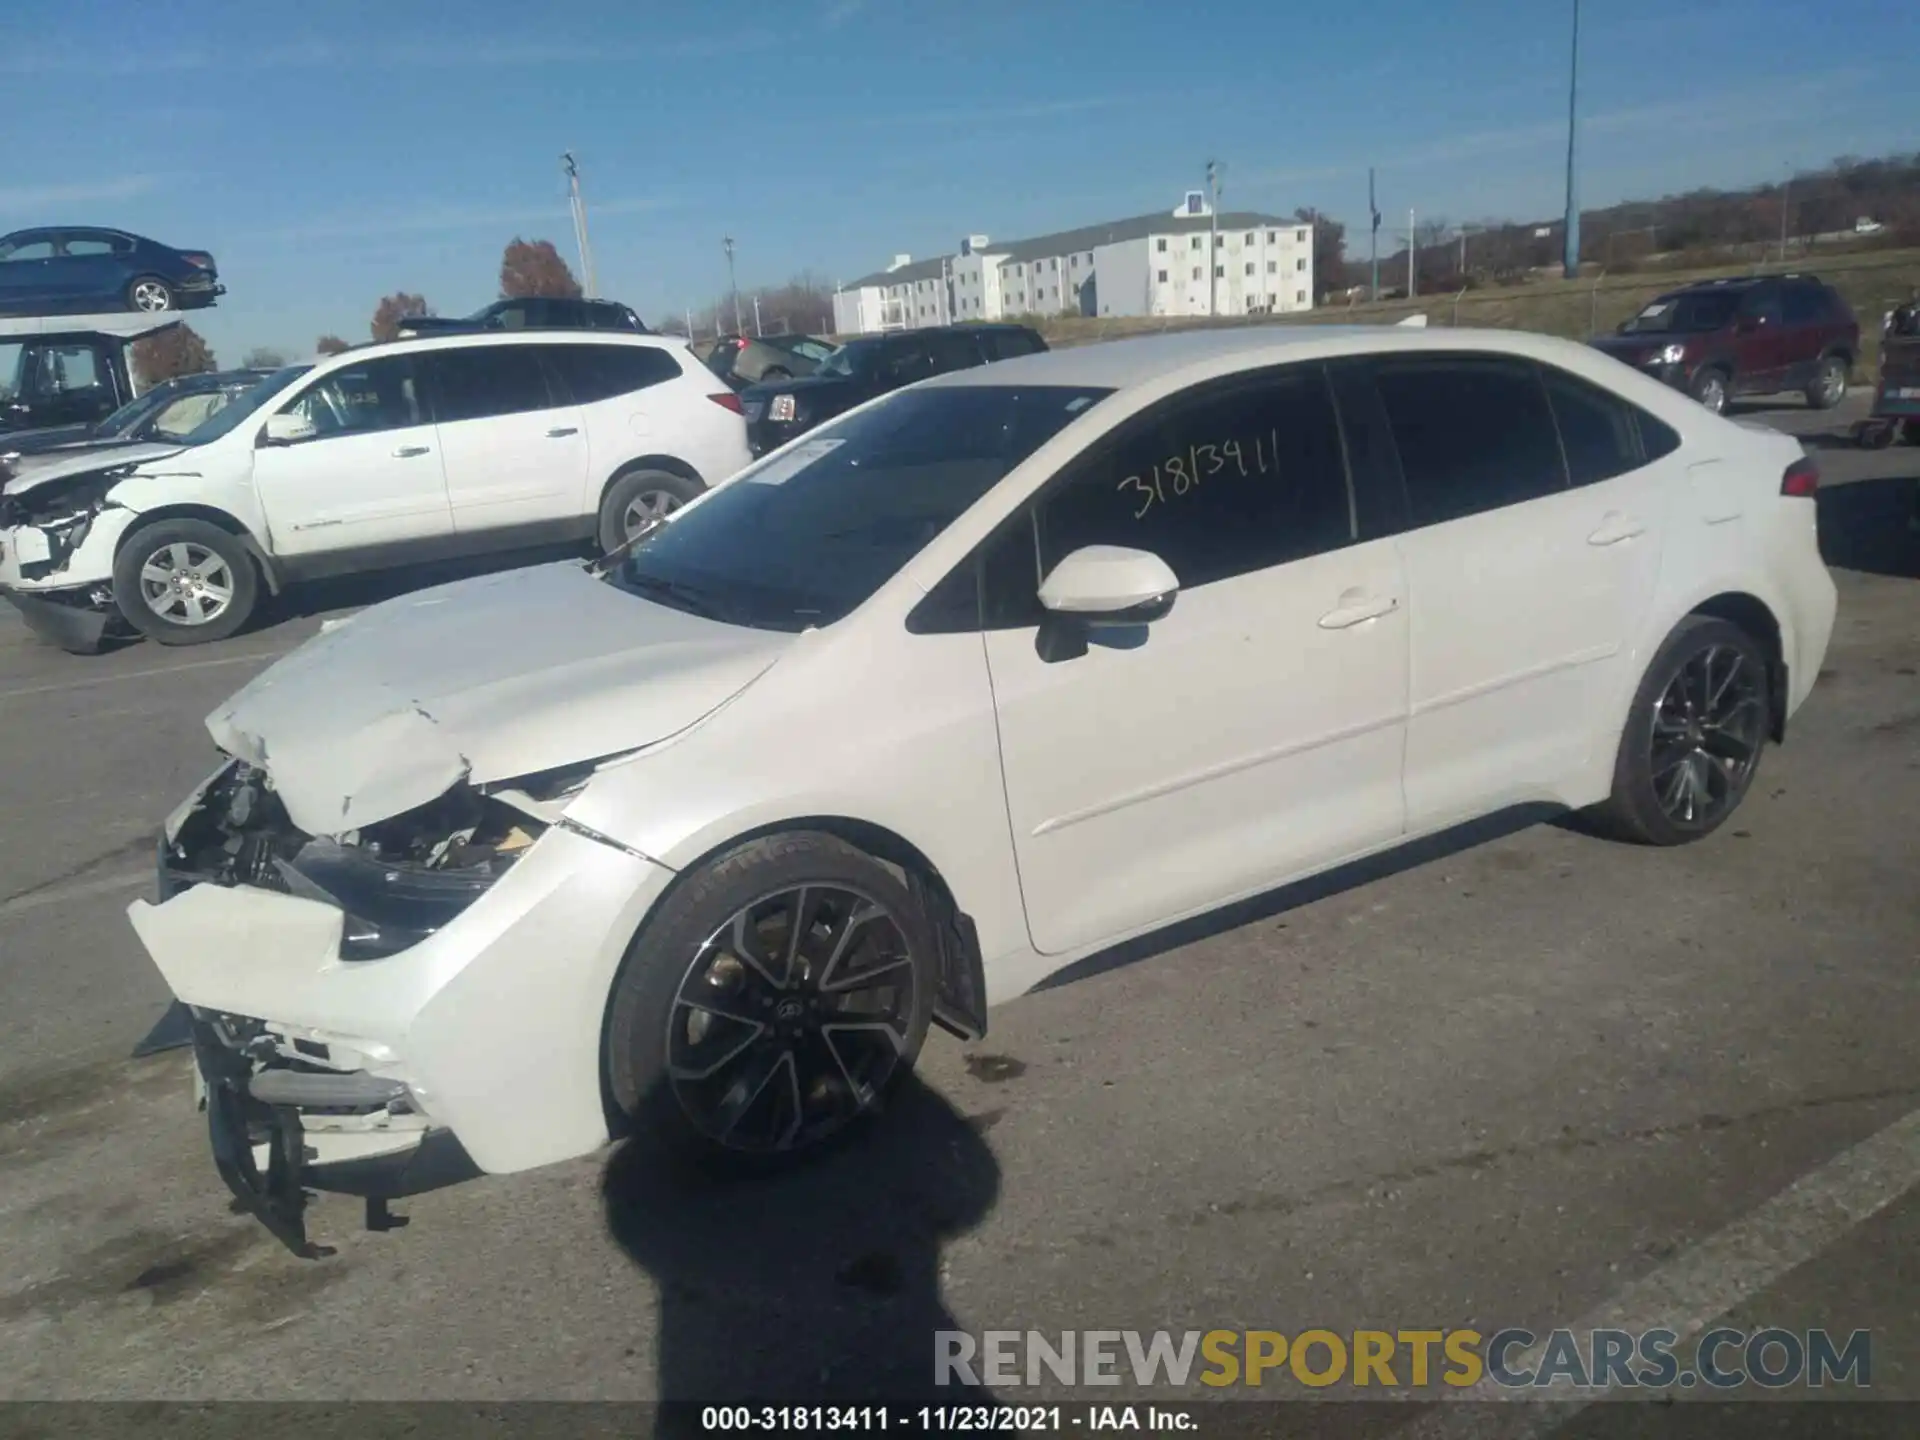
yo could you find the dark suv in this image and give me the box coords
[741,323,1048,453]
[398,296,648,338]
[1590,275,1858,414]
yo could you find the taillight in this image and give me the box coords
[708,391,744,414]
[1781,457,1820,497]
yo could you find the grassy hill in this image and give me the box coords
[1035,248,1920,373]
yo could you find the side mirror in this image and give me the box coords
[1035,545,1178,662]
[260,411,316,446]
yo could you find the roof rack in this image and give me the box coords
[0,311,184,341]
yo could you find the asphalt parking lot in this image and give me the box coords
[1,393,1916,1424]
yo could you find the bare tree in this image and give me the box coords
[500,238,583,299]
[242,346,287,370]
[131,324,215,387]
[315,334,350,356]
[371,292,432,344]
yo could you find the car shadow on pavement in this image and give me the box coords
[248,543,590,636]
[1818,473,1920,580]
[1035,803,1567,994]
[600,1073,1002,1428]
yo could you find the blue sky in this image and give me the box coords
[4,0,1915,359]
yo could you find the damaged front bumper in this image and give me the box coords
[0,489,135,651]
[1,585,118,653]
[130,759,676,1255]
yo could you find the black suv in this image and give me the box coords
[399,296,648,338]
[1590,274,1859,414]
[742,323,1048,453]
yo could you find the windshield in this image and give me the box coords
[1620,292,1742,335]
[607,384,1111,631]
[94,384,179,439]
[177,365,311,445]
[814,340,884,378]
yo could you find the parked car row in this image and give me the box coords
[122,322,1838,1256]
[0,314,1052,653]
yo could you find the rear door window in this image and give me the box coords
[425,344,559,422]
[1781,285,1827,326]
[925,332,985,374]
[880,340,935,386]
[1369,355,1568,527]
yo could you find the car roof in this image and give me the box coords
[922,323,1617,391]
[353,329,686,357]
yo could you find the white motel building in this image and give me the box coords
[830,191,1316,336]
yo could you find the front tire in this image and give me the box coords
[596,468,704,554]
[1688,366,1730,415]
[1805,354,1848,410]
[1588,616,1771,846]
[125,276,175,312]
[604,832,938,1172]
[111,518,258,645]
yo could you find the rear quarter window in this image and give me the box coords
[1538,364,1645,486]
[543,343,684,403]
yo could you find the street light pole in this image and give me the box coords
[1562,0,1582,279]
[1780,170,1792,263]
[723,236,742,335]
[562,151,598,299]
[1206,159,1223,317]
[1369,167,1381,302]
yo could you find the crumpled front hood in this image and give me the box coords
[206,561,796,835]
[0,440,187,496]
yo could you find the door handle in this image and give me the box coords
[545,426,579,438]
[1587,514,1646,546]
[391,445,430,458]
[1318,594,1400,629]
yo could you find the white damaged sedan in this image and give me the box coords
[128,326,1836,1254]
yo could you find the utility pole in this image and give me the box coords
[1369,168,1381,302]
[1780,169,1792,263]
[561,152,598,299]
[723,236,742,335]
[1562,0,1582,279]
[1206,159,1223,317]
[1408,208,1417,299]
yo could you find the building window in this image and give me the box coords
[1191,266,1201,280]
[1071,255,1079,269]
[1245,232,1254,244]
[1296,290,1306,303]
[1297,258,1306,271]
[1245,262,1255,275]
[1297,229,1308,242]
[1157,269,1168,282]
[1191,236,1202,250]
[1268,261,1277,273]
[1267,230,1277,243]
[1214,234,1224,247]
[1215,264,1224,278]
[1157,238,1167,252]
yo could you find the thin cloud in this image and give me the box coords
[232,194,683,245]
[0,174,166,215]
[823,0,866,29]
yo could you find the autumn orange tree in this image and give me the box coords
[500,238,583,299]
[315,334,350,355]
[370,292,432,343]
[131,324,215,387]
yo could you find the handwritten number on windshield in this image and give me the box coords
[1120,429,1278,519]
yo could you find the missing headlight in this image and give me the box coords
[165,765,547,960]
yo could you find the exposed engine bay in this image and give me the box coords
[163,760,549,959]
[0,471,120,583]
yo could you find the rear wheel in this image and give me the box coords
[111,518,258,645]
[596,468,704,554]
[1588,616,1771,846]
[1688,367,1730,415]
[604,832,937,1171]
[1805,354,1848,409]
[125,276,175,312]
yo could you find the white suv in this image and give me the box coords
[0,330,751,650]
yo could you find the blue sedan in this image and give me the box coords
[0,226,225,316]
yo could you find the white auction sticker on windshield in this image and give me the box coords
[747,437,844,485]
